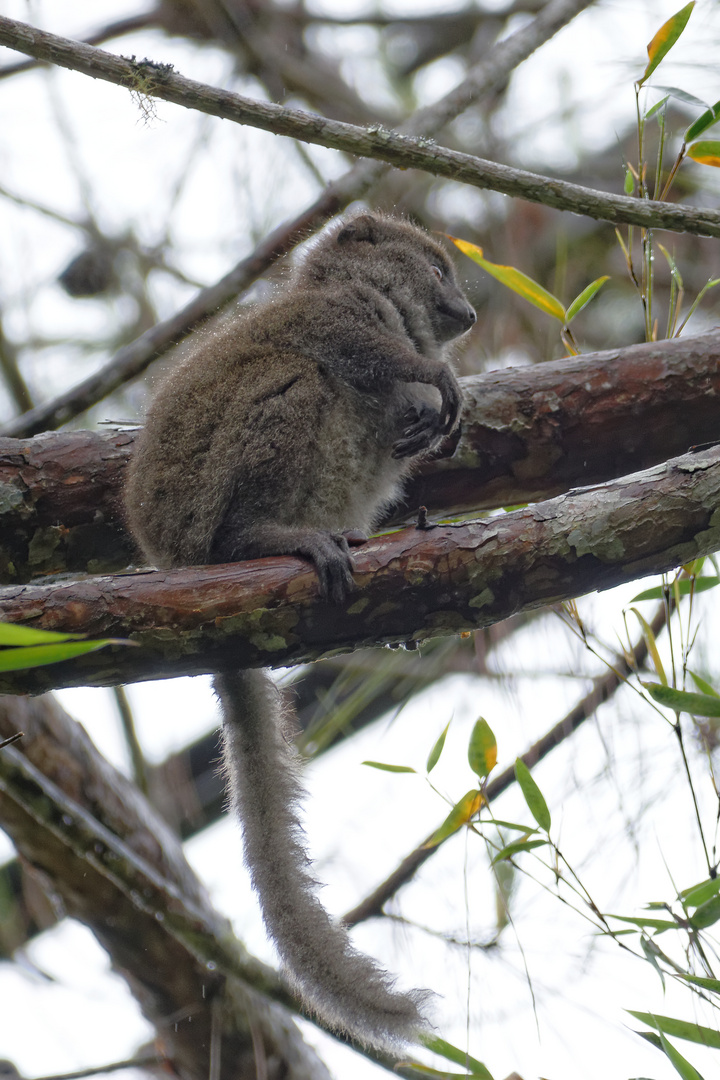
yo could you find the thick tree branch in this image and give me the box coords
[0,0,594,439]
[0,444,718,694]
[2,332,719,582]
[0,695,330,1080]
[2,13,719,247]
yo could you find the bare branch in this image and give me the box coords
[0,443,718,693]
[0,0,595,438]
[2,10,718,247]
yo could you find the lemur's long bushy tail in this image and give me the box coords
[215,668,430,1049]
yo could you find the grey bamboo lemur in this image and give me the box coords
[125,212,476,1048]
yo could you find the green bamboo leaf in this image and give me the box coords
[638,3,695,86]
[681,877,720,907]
[483,817,540,833]
[646,94,671,120]
[640,935,666,988]
[624,167,635,194]
[491,838,547,865]
[423,789,483,849]
[632,578,719,601]
[608,914,678,931]
[399,1068,489,1079]
[449,237,565,321]
[362,761,417,773]
[564,276,609,323]
[686,100,720,142]
[0,640,114,672]
[514,758,551,831]
[652,86,708,110]
[0,623,84,645]
[426,721,450,773]
[657,1029,706,1080]
[658,244,683,288]
[688,672,720,699]
[420,1035,495,1080]
[643,682,720,718]
[687,141,720,167]
[677,974,720,993]
[468,718,497,780]
[627,1012,720,1050]
[689,894,720,929]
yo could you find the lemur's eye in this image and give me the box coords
[431,265,444,280]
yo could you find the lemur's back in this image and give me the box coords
[124,212,476,1049]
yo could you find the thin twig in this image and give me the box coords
[343,606,667,924]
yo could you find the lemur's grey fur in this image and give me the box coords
[125,212,476,1049]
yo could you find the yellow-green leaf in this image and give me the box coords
[426,721,450,773]
[658,243,683,288]
[639,3,695,86]
[565,276,609,324]
[514,758,551,831]
[448,237,565,321]
[362,761,416,773]
[423,789,484,849]
[686,100,720,142]
[0,623,84,646]
[643,682,720,718]
[631,608,667,684]
[468,717,497,780]
[688,671,720,699]
[0,640,113,672]
[687,140,720,167]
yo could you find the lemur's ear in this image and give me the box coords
[337,213,380,245]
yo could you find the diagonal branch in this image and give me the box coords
[0,0,595,438]
[2,330,719,582]
[0,443,718,694]
[0,694,330,1080]
[2,12,717,239]
[343,604,668,925]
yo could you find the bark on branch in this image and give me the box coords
[1,331,719,583]
[0,443,718,694]
[0,695,331,1080]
